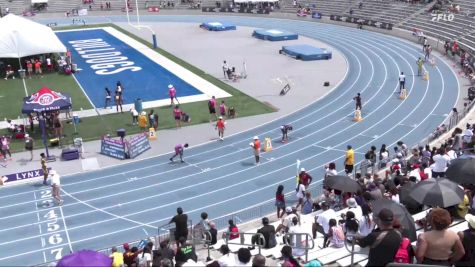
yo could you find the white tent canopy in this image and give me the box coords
[0,14,66,58]
[234,0,279,3]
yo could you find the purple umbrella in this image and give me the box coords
[56,250,112,267]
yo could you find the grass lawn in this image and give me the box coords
[1,24,275,153]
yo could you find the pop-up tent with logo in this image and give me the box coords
[21,87,71,114]
[21,87,72,161]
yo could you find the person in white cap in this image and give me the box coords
[215,116,226,141]
[168,84,177,106]
[49,170,63,206]
[299,168,313,189]
[24,134,34,161]
[250,136,261,165]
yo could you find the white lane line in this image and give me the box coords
[0,33,404,237]
[0,27,416,234]
[59,205,74,254]
[312,145,366,155]
[0,27,356,200]
[0,33,367,211]
[0,22,451,258]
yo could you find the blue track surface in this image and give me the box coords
[0,15,459,266]
[55,28,201,107]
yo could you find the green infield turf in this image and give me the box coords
[0,24,276,153]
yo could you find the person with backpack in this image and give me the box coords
[356,208,402,266]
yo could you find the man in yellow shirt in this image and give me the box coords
[110,246,124,267]
[344,145,354,175]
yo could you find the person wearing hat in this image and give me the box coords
[251,136,261,165]
[24,134,34,161]
[4,64,15,80]
[299,168,313,189]
[49,170,63,206]
[346,197,362,219]
[138,111,148,131]
[456,213,475,265]
[356,208,402,267]
[215,116,226,141]
[249,217,276,250]
[169,207,189,246]
[276,207,297,234]
[168,84,177,105]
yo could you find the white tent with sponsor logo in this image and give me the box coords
[0,14,66,58]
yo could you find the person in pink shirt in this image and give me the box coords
[168,84,177,105]
[208,96,217,122]
[173,105,182,129]
[170,143,189,163]
[219,100,227,117]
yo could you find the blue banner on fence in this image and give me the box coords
[2,168,51,184]
[127,133,151,159]
[101,137,126,159]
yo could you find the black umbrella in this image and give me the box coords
[409,178,464,208]
[325,175,361,193]
[399,182,423,215]
[372,198,417,241]
[445,158,475,185]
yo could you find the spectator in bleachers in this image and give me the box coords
[312,201,336,244]
[456,187,472,219]
[236,248,251,266]
[208,222,218,246]
[356,208,402,267]
[432,148,450,178]
[415,208,465,265]
[152,240,175,267]
[379,144,390,168]
[249,217,276,250]
[252,254,266,267]
[302,192,313,215]
[123,244,140,267]
[326,218,345,248]
[287,216,305,254]
[175,237,197,266]
[169,207,189,246]
[456,213,475,266]
[359,204,374,237]
[444,40,451,56]
[342,211,359,243]
[275,184,286,219]
[346,198,363,219]
[224,219,239,240]
[277,207,298,235]
[295,179,306,211]
[136,245,153,267]
[217,245,235,267]
[110,246,124,267]
[280,245,301,267]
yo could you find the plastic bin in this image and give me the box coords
[18,69,26,79]
[134,98,143,113]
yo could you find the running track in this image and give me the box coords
[0,16,459,265]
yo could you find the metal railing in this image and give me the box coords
[224,232,266,255]
[282,232,315,262]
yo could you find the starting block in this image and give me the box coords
[353,109,362,122]
[423,71,429,81]
[399,88,407,100]
[264,137,273,152]
[148,127,157,141]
